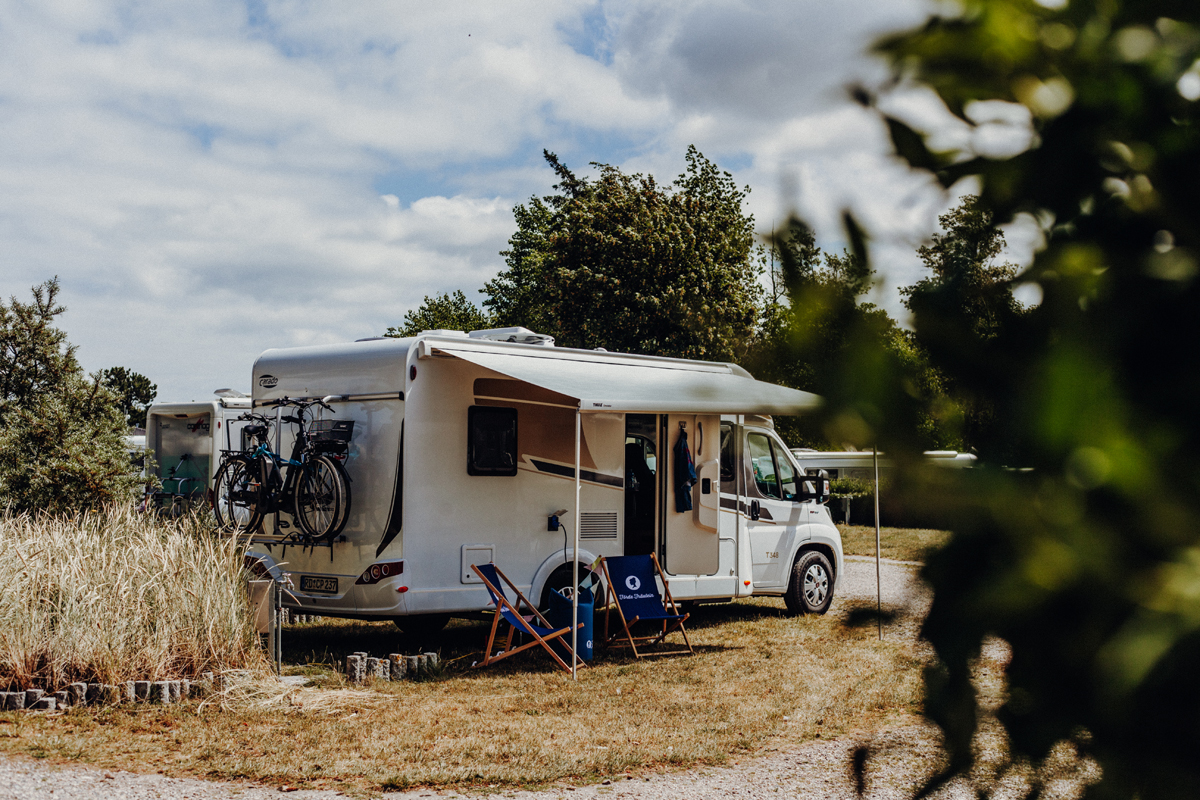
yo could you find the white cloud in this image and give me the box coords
[0,0,1023,402]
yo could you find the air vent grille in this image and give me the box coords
[579,511,619,540]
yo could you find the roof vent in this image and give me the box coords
[468,327,555,347]
[213,388,248,398]
[419,329,470,338]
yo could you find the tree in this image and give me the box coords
[483,147,762,361]
[900,195,1025,453]
[902,195,1023,342]
[0,277,78,427]
[385,291,492,338]
[0,280,140,514]
[840,1,1200,797]
[100,366,157,428]
[745,220,956,450]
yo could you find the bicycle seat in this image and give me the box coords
[245,424,268,438]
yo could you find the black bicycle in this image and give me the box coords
[212,397,353,541]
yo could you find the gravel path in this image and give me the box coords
[0,559,1003,800]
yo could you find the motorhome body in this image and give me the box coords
[245,330,844,626]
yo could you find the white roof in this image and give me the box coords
[421,340,821,415]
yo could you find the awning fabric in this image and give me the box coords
[424,343,821,415]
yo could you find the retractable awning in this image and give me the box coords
[418,341,821,415]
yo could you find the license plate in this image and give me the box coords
[300,575,338,594]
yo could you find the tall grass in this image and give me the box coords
[0,506,268,691]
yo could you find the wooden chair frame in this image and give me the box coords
[471,563,584,675]
[600,552,693,658]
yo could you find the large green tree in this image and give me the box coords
[0,279,139,514]
[483,147,762,361]
[0,277,78,426]
[901,195,1026,454]
[836,1,1200,797]
[99,366,157,428]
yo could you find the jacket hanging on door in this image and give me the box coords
[674,429,697,512]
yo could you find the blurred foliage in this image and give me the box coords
[747,219,960,450]
[835,1,1200,797]
[385,290,493,338]
[99,366,157,429]
[482,147,762,361]
[0,279,139,514]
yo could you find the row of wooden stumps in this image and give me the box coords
[0,673,218,711]
[346,651,440,683]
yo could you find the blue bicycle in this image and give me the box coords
[212,397,353,541]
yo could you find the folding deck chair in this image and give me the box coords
[600,553,692,658]
[471,563,585,674]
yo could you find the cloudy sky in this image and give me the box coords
[1,0,1034,403]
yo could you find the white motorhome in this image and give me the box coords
[244,329,844,631]
[145,394,254,514]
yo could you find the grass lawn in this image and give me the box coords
[0,596,924,794]
[838,525,950,563]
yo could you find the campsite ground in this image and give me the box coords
[3,528,1091,799]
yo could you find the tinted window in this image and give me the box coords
[747,432,780,499]
[467,406,518,476]
[774,443,798,501]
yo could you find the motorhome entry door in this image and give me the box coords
[662,413,721,576]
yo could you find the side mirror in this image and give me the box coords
[797,469,830,503]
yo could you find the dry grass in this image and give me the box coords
[838,525,950,563]
[0,506,268,690]
[0,597,924,793]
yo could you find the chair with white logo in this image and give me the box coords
[599,553,692,658]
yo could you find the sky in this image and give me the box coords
[0,0,1042,403]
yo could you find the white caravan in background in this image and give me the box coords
[145,394,253,514]
[242,328,844,632]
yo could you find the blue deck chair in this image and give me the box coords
[471,563,584,674]
[599,553,692,658]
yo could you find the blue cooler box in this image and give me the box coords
[546,586,594,662]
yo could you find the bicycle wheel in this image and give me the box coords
[327,458,352,536]
[213,456,264,534]
[293,455,344,540]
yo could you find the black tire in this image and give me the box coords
[784,550,834,615]
[327,458,352,536]
[213,456,263,534]
[293,455,345,540]
[392,613,450,637]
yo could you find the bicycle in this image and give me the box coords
[151,452,206,518]
[212,397,353,541]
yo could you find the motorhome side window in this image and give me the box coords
[747,433,780,499]
[747,432,799,502]
[467,405,518,476]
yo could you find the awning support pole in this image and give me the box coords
[572,408,581,681]
[874,446,882,641]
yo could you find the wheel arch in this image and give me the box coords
[530,548,603,609]
[793,540,838,587]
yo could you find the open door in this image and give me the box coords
[662,413,720,576]
[624,414,658,555]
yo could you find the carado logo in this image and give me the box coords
[625,575,641,591]
[258,375,279,388]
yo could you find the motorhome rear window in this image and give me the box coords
[468,406,518,476]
